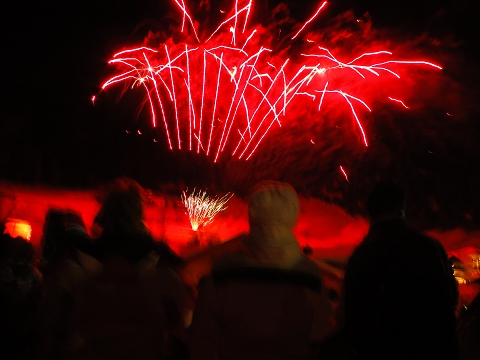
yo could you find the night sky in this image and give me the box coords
[2,0,480,230]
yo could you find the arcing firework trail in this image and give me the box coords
[101,0,441,161]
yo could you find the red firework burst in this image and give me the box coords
[100,0,441,162]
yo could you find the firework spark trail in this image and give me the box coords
[184,45,197,151]
[215,51,256,161]
[142,54,157,128]
[233,0,238,46]
[198,50,207,153]
[340,92,368,147]
[233,61,308,157]
[216,49,268,161]
[243,0,252,32]
[144,83,157,128]
[318,81,328,111]
[143,52,172,148]
[206,1,252,43]
[207,52,224,155]
[232,59,289,156]
[100,0,443,161]
[181,189,234,231]
[340,166,349,182]
[291,1,328,40]
[172,0,199,41]
[239,63,326,159]
[165,46,182,149]
[388,97,410,109]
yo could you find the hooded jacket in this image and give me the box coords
[190,182,333,360]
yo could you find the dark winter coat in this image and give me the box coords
[343,217,458,360]
[39,231,188,360]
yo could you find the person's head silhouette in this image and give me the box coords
[366,181,406,222]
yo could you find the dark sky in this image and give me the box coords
[2,0,480,229]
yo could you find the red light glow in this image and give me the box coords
[100,0,442,161]
[4,218,32,242]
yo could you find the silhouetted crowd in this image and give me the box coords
[0,178,479,359]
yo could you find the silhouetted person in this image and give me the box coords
[190,181,333,360]
[342,182,458,359]
[39,209,66,275]
[0,230,40,360]
[457,282,480,360]
[57,178,189,360]
[63,211,96,258]
[36,210,101,360]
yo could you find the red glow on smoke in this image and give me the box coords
[100,0,442,161]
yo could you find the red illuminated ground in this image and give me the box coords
[1,182,478,261]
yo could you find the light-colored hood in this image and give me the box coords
[246,181,302,268]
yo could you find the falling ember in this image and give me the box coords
[181,189,234,231]
[339,166,349,182]
[100,0,442,161]
[388,97,410,109]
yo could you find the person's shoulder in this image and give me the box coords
[409,228,446,251]
[210,254,324,294]
[212,249,251,271]
[345,232,391,277]
[152,241,185,269]
[412,229,439,243]
[131,230,155,245]
[348,234,380,261]
[293,256,322,277]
